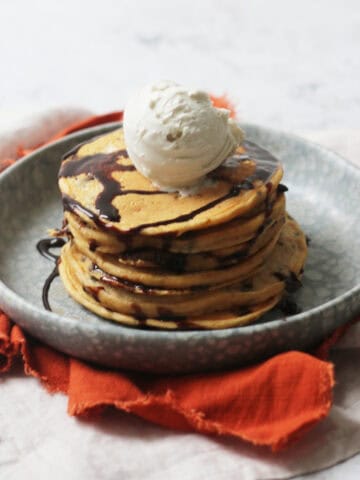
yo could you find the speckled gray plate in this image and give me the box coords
[0,122,359,373]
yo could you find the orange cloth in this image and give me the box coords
[0,101,354,451]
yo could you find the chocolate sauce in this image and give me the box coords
[233,306,251,316]
[213,142,279,188]
[90,264,159,295]
[121,249,187,273]
[285,272,303,293]
[273,271,287,282]
[62,195,100,224]
[274,271,302,293]
[60,151,129,221]
[215,248,250,266]
[131,303,148,324]
[277,183,288,193]
[278,296,301,316]
[36,237,66,261]
[89,240,98,252]
[255,223,266,238]
[42,267,59,311]
[152,250,187,273]
[157,307,186,322]
[36,238,66,311]
[242,141,280,182]
[241,281,253,292]
[83,285,104,302]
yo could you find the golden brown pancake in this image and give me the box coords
[64,192,285,255]
[58,128,283,236]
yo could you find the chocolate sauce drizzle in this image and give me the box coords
[37,238,65,261]
[83,285,104,302]
[273,270,302,317]
[131,303,148,324]
[273,271,302,293]
[36,238,66,311]
[60,149,171,223]
[277,183,288,193]
[278,296,302,316]
[89,239,98,252]
[60,151,129,221]
[244,141,279,182]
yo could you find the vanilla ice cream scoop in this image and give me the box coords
[123,81,244,193]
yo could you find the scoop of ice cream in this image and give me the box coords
[123,81,244,193]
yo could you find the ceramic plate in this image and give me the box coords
[0,122,359,373]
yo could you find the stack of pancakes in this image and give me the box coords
[57,128,307,330]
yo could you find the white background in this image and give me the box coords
[1,0,359,130]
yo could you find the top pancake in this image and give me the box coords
[59,128,283,236]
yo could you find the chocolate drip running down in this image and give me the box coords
[60,150,131,222]
[244,141,280,182]
[59,149,169,223]
[36,238,66,311]
[37,237,65,261]
[59,141,280,234]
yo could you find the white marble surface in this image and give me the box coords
[1,0,360,131]
[1,1,360,479]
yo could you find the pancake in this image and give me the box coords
[58,128,283,236]
[58,216,307,323]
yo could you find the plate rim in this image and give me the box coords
[0,121,359,341]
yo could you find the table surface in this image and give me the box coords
[1,1,360,479]
[1,0,360,131]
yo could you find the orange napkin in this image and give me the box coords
[0,101,353,451]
